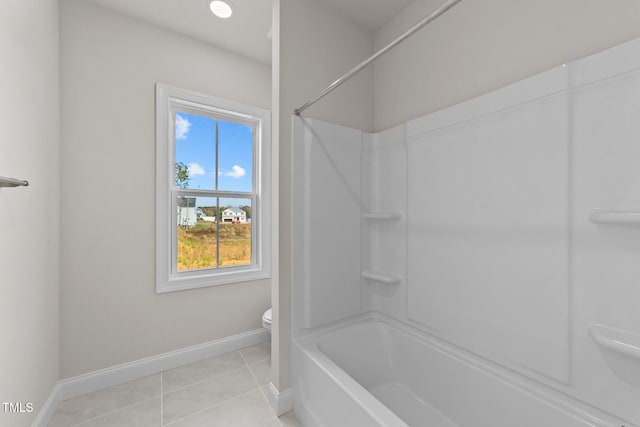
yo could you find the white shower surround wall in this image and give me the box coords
[292,37,640,427]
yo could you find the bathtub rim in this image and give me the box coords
[294,311,630,427]
[295,317,410,427]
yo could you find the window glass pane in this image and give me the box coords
[218,120,253,192]
[174,111,216,190]
[218,198,252,267]
[176,196,218,272]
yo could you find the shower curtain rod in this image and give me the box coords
[293,0,463,116]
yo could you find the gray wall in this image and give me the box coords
[273,0,374,390]
[0,0,60,425]
[59,0,271,378]
[374,0,640,131]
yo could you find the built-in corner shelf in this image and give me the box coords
[590,324,640,387]
[0,176,29,188]
[589,209,640,226]
[361,270,402,285]
[361,212,402,220]
[589,324,640,360]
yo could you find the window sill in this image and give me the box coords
[157,268,270,293]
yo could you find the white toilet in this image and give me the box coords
[262,308,272,333]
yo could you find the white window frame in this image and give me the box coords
[156,83,271,293]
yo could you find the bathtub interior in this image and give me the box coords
[292,36,640,427]
[316,320,394,390]
[307,314,623,427]
[314,319,458,427]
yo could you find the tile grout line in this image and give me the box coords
[65,394,162,427]
[162,346,269,426]
[240,352,270,408]
[240,349,279,425]
[247,356,270,367]
[162,386,265,427]
[239,350,264,391]
[265,416,285,427]
[239,346,274,413]
[238,343,271,366]
[163,361,248,396]
[238,348,250,367]
[160,371,164,427]
[273,412,285,427]
[60,346,270,427]
[239,345,270,367]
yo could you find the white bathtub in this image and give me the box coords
[293,312,617,427]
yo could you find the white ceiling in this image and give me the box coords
[86,0,273,65]
[85,0,414,65]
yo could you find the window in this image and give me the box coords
[156,84,271,292]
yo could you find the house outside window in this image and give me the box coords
[221,208,247,223]
[156,84,271,292]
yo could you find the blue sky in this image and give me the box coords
[175,111,253,207]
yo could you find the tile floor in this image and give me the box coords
[48,342,303,427]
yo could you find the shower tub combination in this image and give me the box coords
[294,313,609,427]
[291,4,640,426]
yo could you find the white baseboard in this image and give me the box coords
[32,328,269,427]
[266,382,293,416]
[31,382,62,427]
[59,328,268,401]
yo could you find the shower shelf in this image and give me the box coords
[361,212,401,220]
[0,176,29,188]
[589,324,640,360]
[589,209,640,226]
[361,270,402,285]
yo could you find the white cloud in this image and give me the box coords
[224,165,246,179]
[187,163,205,176]
[175,114,192,140]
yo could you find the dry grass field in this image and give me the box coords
[177,221,251,271]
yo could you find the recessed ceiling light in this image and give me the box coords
[208,0,234,19]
